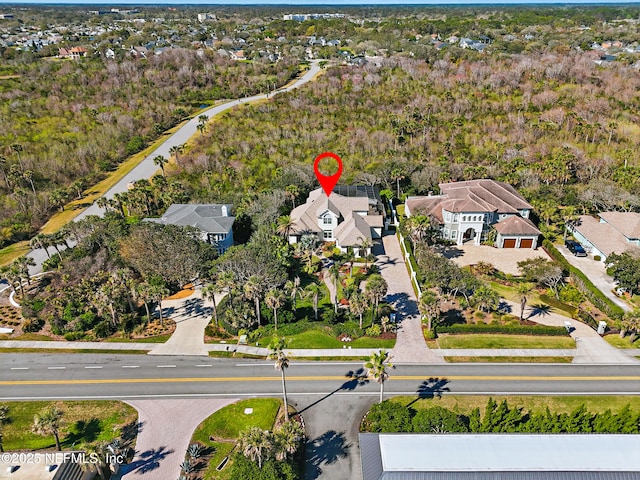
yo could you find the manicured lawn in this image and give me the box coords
[282,329,395,350]
[0,348,146,354]
[190,398,282,480]
[386,395,640,416]
[434,334,575,349]
[191,398,281,441]
[0,333,54,341]
[604,334,639,349]
[2,401,138,451]
[444,356,573,363]
[104,334,173,343]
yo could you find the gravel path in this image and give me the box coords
[375,234,443,364]
[113,398,238,480]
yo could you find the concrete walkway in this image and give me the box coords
[148,287,225,357]
[375,233,443,364]
[502,300,638,364]
[112,398,238,480]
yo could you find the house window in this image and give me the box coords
[451,230,457,240]
[323,216,332,225]
[323,230,332,240]
[453,214,459,222]
[445,212,451,222]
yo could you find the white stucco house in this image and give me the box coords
[145,204,235,254]
[405,179,541,248]
[289,186,385,256]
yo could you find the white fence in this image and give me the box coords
[398,232,422,299]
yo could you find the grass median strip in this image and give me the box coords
[434,334,575,349]
[444,356,573,363]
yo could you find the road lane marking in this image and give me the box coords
[1,375,640,386]
[157,365,176,368]
[196,365,213,367]
[10,367,28,370]
[47,367,65,370]
[122,366,139,369]
[85,366,103,369]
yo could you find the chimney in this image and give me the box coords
[221,205,228,217]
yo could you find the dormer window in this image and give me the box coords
[323,216,332,225]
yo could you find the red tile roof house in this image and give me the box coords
[289,186,384,257]
[568,212,640,262]
[405,179,541,248]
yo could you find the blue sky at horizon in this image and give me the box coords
[3,0,640,5]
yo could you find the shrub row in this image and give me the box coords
[543,240,624,321]
[437,323,568,336]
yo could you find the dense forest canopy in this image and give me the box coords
[1,4,640,247]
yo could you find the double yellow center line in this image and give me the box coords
[2,375,640,386]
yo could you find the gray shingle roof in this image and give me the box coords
[147,204,234,234]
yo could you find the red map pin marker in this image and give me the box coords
[314,152,343,197]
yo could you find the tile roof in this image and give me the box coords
[493,215,541,236]
[439,179,532,213]
[290,188,369,235]
[405,195,446,223]
[573,215,640,257]
[334,213,372,247]
[146,204,234,234]
[599,212,640,239]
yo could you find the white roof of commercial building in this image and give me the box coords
[361,434,640,480]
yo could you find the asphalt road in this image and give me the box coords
[25,60,323,276]
[1,354,639,400]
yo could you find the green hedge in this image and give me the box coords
[437,323,568,336]
[543,240,624,321]
[539,294,578,318]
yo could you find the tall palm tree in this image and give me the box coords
[153,155,168,177]
[357,236,373,266]
[80,441,111,479]
[32,406,64,451]
[472,285,500,313]
[306,283,322,320]
[244,275,263,325]
[30,234,51,259]
[149,284,170,326]
[328,263,341,313]
[365,274,388,323]
[516,283,534,322]
[169,144,184,165]
[202,281,222,328]
[285,276,302,312]
[265,289,285,331]
[239,427,273,468]
[349,291,367,329]
[365,350,394,403]
[269,336,290,421]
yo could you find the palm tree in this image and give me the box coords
[203,281,222,328]
[32,406,64,451]
[15,256,35,286]
[306,283,322,320]
[153,155,168,177]
[30,234,51,259]
[357,237,373,265]
[365,274,388,323]
[268,336,290,421]
[149,284,169,326]
[349,291,367,329]
[276,215,295,239]
[365,350,394,403]
[217,271,236,302]
[135,282,153,323]
[621,309,640,342]
[328,263,341,313]
[418,290,440,331]
[80,441,111,479]
[169,144,184,165]
[244,275,264,325]
[265,289,285,331]
[472,285,500,313]
[285,276,302,312]
[239,426,273,468]
[273,421,303,461]
[516,283,534,322]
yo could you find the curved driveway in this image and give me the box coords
[25,60,323,275]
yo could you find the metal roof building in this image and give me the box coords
[360,434,640,480]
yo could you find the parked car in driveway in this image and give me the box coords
[565,239,587,257]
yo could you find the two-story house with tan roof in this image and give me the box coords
[405,179,541,248]
[289,186,385,256]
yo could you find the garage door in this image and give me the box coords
[503,238,516,248]
[519,239,533,249]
